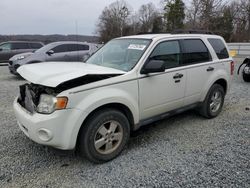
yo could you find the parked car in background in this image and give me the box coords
[9,41,99,75]
[0,41,44,63]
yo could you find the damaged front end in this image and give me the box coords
[18,83,59,114]
[18,74,121,114]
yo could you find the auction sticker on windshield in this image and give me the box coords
[128,44,146,50]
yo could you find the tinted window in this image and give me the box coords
[30,43,43,49]
[182,39,211,64]
[78,44,89,51]
[150,40,180,69]
[52,44,68,53]
[0,43,11,51]
[208,38,229,59]
[67,44,89,52]
[12,43,30,49]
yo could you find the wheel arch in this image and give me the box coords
[201,76,228,102]
[213,78,227,93]
[75,102,135,149]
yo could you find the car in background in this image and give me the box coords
[9,41,100,75]
[0,41,44,63]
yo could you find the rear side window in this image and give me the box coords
[67,44,90,52]
[208,38,229,59]
[150,40,181,69]
[29,43,43,49]
[78,44,89,51]
[182,39,211,64]
[52,44,68,53]
[12,43,30,50]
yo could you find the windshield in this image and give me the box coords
[86,39,151,71]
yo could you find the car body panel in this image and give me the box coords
[17,62,126,87]
[138,69,186,120]
[13,98,86,149]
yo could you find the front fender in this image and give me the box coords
[64,85,139,149]
[74,87,139,124]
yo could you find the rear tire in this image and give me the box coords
[79,108,130,163]
[199,84,225,118]
[243,73,250,82]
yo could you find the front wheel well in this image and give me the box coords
[213,79,227,93]
[76,103,134,148]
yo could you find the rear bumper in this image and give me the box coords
[13,98,87,150]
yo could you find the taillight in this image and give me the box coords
[230,61,234,75]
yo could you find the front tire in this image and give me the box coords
[79,109,130,163]
[199,84,225,118]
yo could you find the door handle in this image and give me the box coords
[173,73,183,79]
[207,67,214,72]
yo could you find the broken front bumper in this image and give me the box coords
[13,98,87,150]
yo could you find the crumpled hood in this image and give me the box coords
[17,62,125,87]
[10,52,34,61]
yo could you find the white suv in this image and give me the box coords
[14,34,234,163]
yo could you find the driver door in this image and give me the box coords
[138,40,186,120]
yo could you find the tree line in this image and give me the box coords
[96,0,250,43]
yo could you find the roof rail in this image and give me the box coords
[171,29,214,34]
[136,32,168,35]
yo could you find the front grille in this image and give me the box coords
[9,61,13,65]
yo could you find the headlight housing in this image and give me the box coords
[37,94,68,114]
[16,55,25,60]
[14,53,31,61]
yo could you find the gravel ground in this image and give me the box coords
[0,59,249,188]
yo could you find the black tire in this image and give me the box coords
[199,84,225,119]
[79,108,130,163]
[243,73,250,82]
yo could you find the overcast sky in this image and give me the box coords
[0,0,189,36]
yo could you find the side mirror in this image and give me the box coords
[141,60,165,74]
[82,53,91,62]
[46,50,54,56]
[0,48,3,51]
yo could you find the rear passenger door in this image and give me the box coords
[139,40,186,120]
[180,38,215,106]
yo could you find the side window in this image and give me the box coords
[208,38,229,59]
[150,40,181,69]
[12,43,30,50]
[30,43,43,49]
[52,44,68,53]
[0,43,11,51]
[182,39,211,64]
[67,44,78,52]
[78,44,89,51]
[66,44,90,52]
